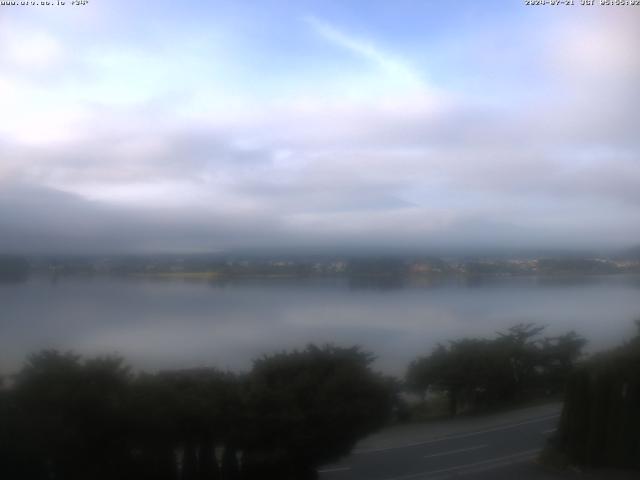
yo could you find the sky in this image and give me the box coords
[1,0,639,254]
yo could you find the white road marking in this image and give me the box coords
[380,449,541,480]
[423,448,541,478]
[354,413,560,455]
[317,466,351,473]
[423,444,488,459]
[542,428,557,434]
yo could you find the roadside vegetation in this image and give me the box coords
[545,321,640,471]
[405,324,586,418]
[1,323,639,478]
[0,346,392,480]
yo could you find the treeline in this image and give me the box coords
[549,322,640,470]
[11,253,640,280]
[406,324,586,416]
[536,258,620,275]
[0,325,599,479]
[0,346,393,480]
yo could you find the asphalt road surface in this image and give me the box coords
[318,404,562,480]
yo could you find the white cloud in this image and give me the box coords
[550,11,640,81]
[1,28,64,71]
[0,5,639,252]
[0,76,87,145]
[305,16,425,91]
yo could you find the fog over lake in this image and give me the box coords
[2,274,639,375]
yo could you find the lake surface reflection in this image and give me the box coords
[2,274,640,375]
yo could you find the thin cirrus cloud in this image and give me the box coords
[0,2,639,254]
[303,15,425,92]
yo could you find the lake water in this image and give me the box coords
[2,274,640,375]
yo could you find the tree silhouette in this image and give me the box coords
[407,324,586,416]
[0,345,392,480]
[552,321,640,469]
[6,351,132,480]
[128,368,240,480]
[242,345,393,479]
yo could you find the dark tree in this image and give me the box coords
[407,339,514,416]
[551,321,640,470]
[241,345,393,479]
[407,324,587,417]
[128,368,240,480]
[539,331,587,394]
[7,351,132,480]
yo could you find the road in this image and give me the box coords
[318,403,562,480]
